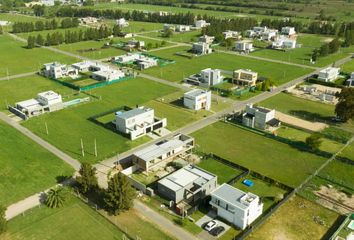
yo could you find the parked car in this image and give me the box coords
[204,220,218,231]
[210,226,225,236]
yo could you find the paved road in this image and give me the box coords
[0,112,81,171]
[134,200,198,240]
[0,71,37,81]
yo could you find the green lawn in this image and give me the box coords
[0,35,77,77]
[192,122,327,187]
[196,157,243,184]
[103,20,164,33]
[318,160,354,190]
[140,30,201,44]
[142,46,312,85]
[251,34,351,67]
[0,120,73,207]
[22,77,179,163]
[0,75,80,111]
[339,141,354,161]
[0,13,41,31]
[16,27,85,39]
[341,59,354,73]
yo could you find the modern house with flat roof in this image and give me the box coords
[132,134,195,173]
[242,104,280,130]
[116,18,128,27]
[191,42,212,55]
[176,25,191,32]
[210,183,263,230]
[42,62,78,79]
[346,72,354,87]
[184,89,211,111]
[281,26,296,37]
[234,41,254,53]
[223,30,239,40]
[71,61,109,72]
[158,164,217,205]
[198,35,215,44]
[272,36,297,49]
[113,107,167,140]
[14,91,63,118]
[233,69,258,87]
[91,69,125,82]
[112,53,158,70]
[318,67,340,82]
[194,19,210,28]
[184,68,223,87]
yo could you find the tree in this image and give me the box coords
[45,187,67,208]
[162,28,173,38]
[319,43,329,56]
[306,133,322,151]
[104,173,135,215]
[27,36,36,49]
[36,34,44,46]
[335,88,354,122]
[33,5,45,17]
[76,163,98,193]
[0,26,3,35]
[311,48,319,62]
[0,205,6,234]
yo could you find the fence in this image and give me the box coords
[8,106,28,120]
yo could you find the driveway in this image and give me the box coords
[195,211,230,239]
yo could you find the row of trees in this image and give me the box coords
[27,25,111,48]
[12,18,79,33]
[311,38,341,62]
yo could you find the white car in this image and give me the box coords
[204,220,218,232]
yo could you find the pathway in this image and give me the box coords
[0,71,37,81]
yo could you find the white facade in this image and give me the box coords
[37,91,62,106]
[0,21,10,26]
[198,35,215,44]
[223,30,239,39]
[116,18,129,27]
[272,37,296,49]
[175,25,191,32]
[210,184,263,230]
[127,39,145,48]
[281,26,296,36]
[42,62,78,79]
[114,107,167,140]
[112,53,158,70]
[91,69,125,82]
[318,67,340,82]
[242,104,279,130]
[40,0,54,6]
[200,68,223,86]
[184,89,211,111]
[192,42,212,55]
[261,29,278,41]
[235,41,254,53]
[195,19,210,28]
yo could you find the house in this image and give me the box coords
[159,11,169,16]
[113,106,167,140]
[163,24,175,32]
[42,62,78,79]
[346,72,354,87]
[234,41,254,53]
[245,26,267,38]
[116,18,129,27]
[79,17,98,25]
[184,89,211,111]
[281,26,296,37]
[223,30,239,40]
[112,53,158,70]
[175,25,191,32]
[0,20,10,26]
[14,91,63,118]
[242,104,280,130]
[260,29,278,41]
[210,183,263,230]
[184,68,223,87]
[158,165,217,206]
[25,1,43,7]
[233,69,258,87]
[195,19,210,29]
[132,134,195,173]
[91,69,125,82]
[40,0,54,6]
[318,67,340,82]
[126,39,145,49]
[272,36,297,49]
[198,35,215,45]
[191,42,212,55]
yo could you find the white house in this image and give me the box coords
[195,19,210,28]
[272,37,296,49]
[233,69,258,87]
[223,30,239,39]
[40,0,54,6]
[242,104,280,130]
[235,41,254,53]
[184,89,211,111]
[14,91,63,118]
[0,21,10,26]
[79,17,98,25]
[260,29,278,41]
[191,42,212,55]
[198,35,215,44]
[281,26,296,37]
[210,183,263,230]
[116,18,129,27]
[346,72,354,87]
[184,68,223,87]
[91,69,125,82]
[246,26,267,38]
[175,25,191,32]
[112,53,158,70]
[163,24,175,32]
[42,62,78,79]
[318,67,340,82]
[126,39,145,49]
[114,106,167,140]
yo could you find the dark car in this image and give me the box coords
[209,226,225,236]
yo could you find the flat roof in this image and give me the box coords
[37,91,60,100]
[116,107,152,120]
[16,99,41,109]
[184,89,209,98]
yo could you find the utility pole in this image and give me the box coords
[94,138,97,157]
[81,138,85,157]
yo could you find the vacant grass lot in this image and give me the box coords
[192,122,327,187]
[197,157,243,184]
[0,75,80,111]
[341,59,354,73]
[0,35,77,77]
[22,77,179,163]
[318,160,354,190]
[16,26,85,39]
[247,196,339,240]
[103,20,164,33]
[251,34,350,67]
[339,141,354,161]
[0,13,41,31]
[0,120,73,207]
[142,46,312,85]
[140,30,201,44]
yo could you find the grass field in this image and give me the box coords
[318,160,354,190]
[103,20,164,33]
[22,77,179,163]
[247,196,339,240]
[140,30,201,44]
[142,46,312,85]
[251,34,351,67]
[192,122,328,187]
[0,35,77,77]
[196,157,244,184]
[341,59,354,73]
[0,120,73,207]
[0,13,41,31]
[339,141,354,161]
[16,26,85,39]
[0,74,81,111]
